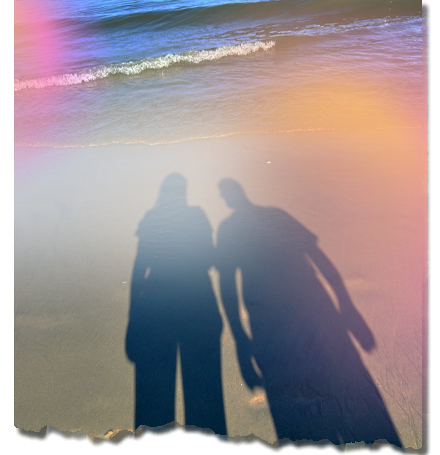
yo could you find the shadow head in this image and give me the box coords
[218,179,249,210]
[156,173,187,207]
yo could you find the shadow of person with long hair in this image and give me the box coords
[125,173,226,435]
[216,178,401,446]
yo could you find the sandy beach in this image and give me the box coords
[15,127,426,448]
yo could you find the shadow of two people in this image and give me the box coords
[125,173,401,446]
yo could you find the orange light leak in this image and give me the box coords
[276,74,425,137]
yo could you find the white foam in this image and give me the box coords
[14,41,276,91]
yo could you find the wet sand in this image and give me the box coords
[15,128,426,449]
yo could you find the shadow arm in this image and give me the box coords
[218,269,245,340]
[307,244,375,351]
[218,268,263,388]
[130,248,149,305]
[125,248,150,362]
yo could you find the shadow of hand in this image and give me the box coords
[236,341,264,389]
[240,356,263,390]
[346,310,375,352]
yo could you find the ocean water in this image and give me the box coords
[14,0,425,148]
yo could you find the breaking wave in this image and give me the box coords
[14,40,276,91]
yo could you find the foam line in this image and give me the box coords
[14,41,276,91]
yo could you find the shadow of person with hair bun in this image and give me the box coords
[126,173,226,435]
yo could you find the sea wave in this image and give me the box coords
[19,0,420,32]
[14,40,276,91]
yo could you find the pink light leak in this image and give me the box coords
[15,0,63,78]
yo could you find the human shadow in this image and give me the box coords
[216,178,402,446]
[125,173,226,435]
